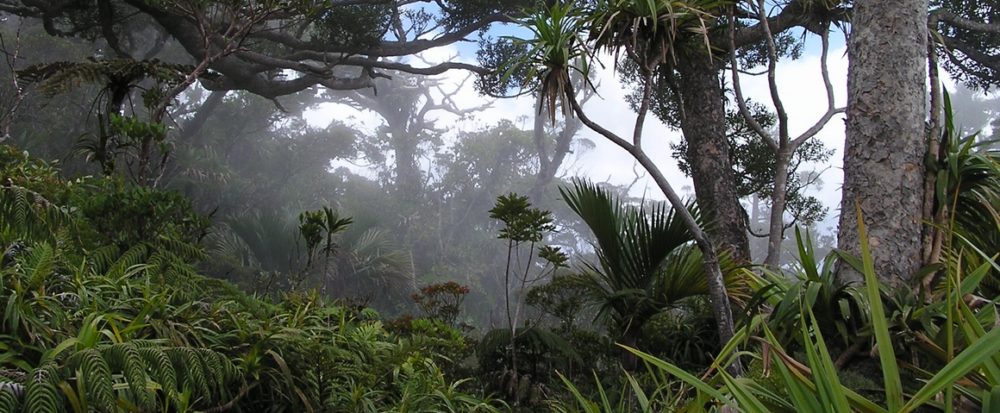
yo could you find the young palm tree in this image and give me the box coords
[560,179,746,364]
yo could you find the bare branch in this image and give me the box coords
[728,0,849,49]
[0,20,26,142]
[938,34,1000,74]
[727,7,776,150]
[930,9,1000,34]
[632,68,654,149]
[791,27,844,147]
[248,13,510,57]
[756,0,789,146]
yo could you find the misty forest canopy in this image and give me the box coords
[1,0,999,412]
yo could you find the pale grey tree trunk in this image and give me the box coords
[838,0,928,285]
[764,151,791,269]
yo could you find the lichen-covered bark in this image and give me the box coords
[676,55,751,264]
[838,0,928,285]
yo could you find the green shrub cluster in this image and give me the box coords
[0,147,503,412]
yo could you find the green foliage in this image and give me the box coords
[588,0,728,65]
[670,104,834,227]
[753,228,870,348]
[526,274,591,332]
[490,193,557,243]
[483,1,590,117]
[206,207,414,306]
[931,0,1000,90]
[928,92,1000,296]
[74,179,209,249]
[0,150,504,412]
[478,325,582,402]
[75,114,170,175]
[559,179,747,344]
[311,3,392,50]
[638,298,719,371]
[562,210,1000,412]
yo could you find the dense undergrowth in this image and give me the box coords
[0,146,503,412]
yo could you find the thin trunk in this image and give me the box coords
[764,152,792,268]
[750,193,761,229]
[921,38,945,295]
[838,0,929,285]
[620,325,640,370]
[676,55,751,265]
[137,137,153,185]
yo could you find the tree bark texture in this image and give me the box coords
[838,0,928,285]
[676,55,751,264]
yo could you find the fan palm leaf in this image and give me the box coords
[560,179,745,337]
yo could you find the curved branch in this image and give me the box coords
[930,9,1000,34]
[727,7,775,150]
[791,27,845,147]
[248,13,511,57]
[728,0,849,49]
[938,34,1000,74]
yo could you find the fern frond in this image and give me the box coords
[0,379,23,412]
[137,346,176,395]
[16,59,195,97]
[166,348,211,401]
[24,364,60,413]
[108,244,149,279]
[102,343,154,410]
[66,349,115,412]
[23,242,57,291]
[86,245,120,275]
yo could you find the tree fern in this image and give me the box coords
[0,186,72,246]
[22,242,58,292]
[166,347,214,401]
[85,245,121,275]
[107,244,149,279]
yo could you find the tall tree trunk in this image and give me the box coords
[529,94,579,201]
[838,0,928,285]
[676,55,751,264]
[389,123,422,202]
